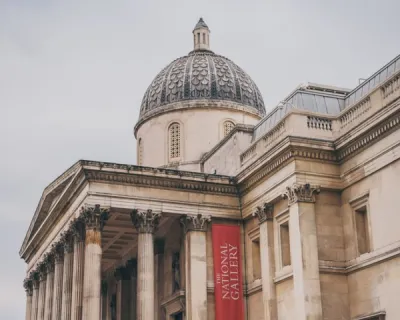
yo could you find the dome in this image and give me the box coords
[138,19,266,123]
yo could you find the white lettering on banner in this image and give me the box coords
[216,242,240,300]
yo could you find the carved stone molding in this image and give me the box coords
[71,217,86,243]
[23,279,33,296]
[282,183,320,205]
[60,230,74,253]
[81,204,110,231]
[252,203,274,224]
[130,209,161,234]
[180,213,211,233]
[52,242,64,264]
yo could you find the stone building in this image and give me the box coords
[20,18,400,320]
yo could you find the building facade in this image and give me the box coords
[20,18,400,320]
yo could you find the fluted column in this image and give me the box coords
[24,279,33,320]
[130,209,161,320]
[31,274,40,320]
[82,204,110,320]
[181,214,211,320]
[43,254,55,320]
[253,204,277,320]
[37,263,47,320]
[282,183,322,320]
[61,231,74,320]
[51,243,64,320]
[71,219,85,320]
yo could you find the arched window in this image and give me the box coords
[169,122,181,160]
[138,138,143,165]
[223,121,235,137]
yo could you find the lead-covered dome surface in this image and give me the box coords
[139,50,266,120]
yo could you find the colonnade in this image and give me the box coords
[24,204,212,320]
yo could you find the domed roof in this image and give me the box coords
[138,19,266,122]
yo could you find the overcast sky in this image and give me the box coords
[1,0,399,318]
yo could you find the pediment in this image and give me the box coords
[19,161,82,256]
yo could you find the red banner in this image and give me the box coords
[212,224,244,320]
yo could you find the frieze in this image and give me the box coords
[282,183,320,205]
[84,170,237,195]
[180,213,211,233]
[130,209,161,234]
[252,203,274,224]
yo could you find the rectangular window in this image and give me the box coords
[203,33,205,44]
[355,205,370,255]
[280,221,291,267]
[197,32,200,43]
[251,239,261,280]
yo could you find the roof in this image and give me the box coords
[193,18,209,31]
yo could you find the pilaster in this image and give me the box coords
[282,183,322,320]
[115,266,131,320]
[71,218,85,320]
[51,242,64,320]
[252,203,277,320]
[181,214,211,320]
[82,204,110,320]
[130,209,161,320]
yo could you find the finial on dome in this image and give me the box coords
[193,18,210,51]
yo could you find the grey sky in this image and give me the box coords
[1,0,399,318]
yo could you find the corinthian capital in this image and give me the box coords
[43,252,55,274]
[60,230,74,253]
[23,278,33,296]
[253,203,274,224]
[282,183,320,205]
[180,214,211,233]
[71,217,86,242]
[81,204,110,231]
[130,209,161,234]
[30,272,40,289]
[51,242,64,264]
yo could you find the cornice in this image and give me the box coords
[84,168,237,195]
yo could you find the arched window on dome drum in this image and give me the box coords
[138,138,143,165]
[169,123,181,161]
[223,121,235,137]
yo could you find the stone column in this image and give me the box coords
[115,266,131,320]
[126,259,137,320]
[130,209,161,320]
[24,279,33,320]
[51,243,64,320]
[37,262,47,320]
[282,183,323,320]
[253,203,277,320]
[61,231,74,320]
[181,214,211,320]
[31,274,40,320]
[43,254,55,320]
[71,218,86,320]
[82,204,110,320]
[154,239,165,320]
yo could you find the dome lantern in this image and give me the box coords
[193,17,210,51]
